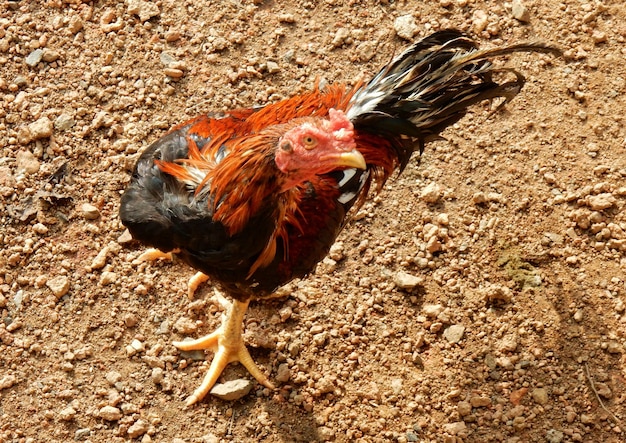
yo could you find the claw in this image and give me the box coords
[187,272,210,299]
[132,248,175,265]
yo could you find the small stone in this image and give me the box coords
[55,114,75,131]
[99,405,123,421]
[394,15,418,40]
[46,276,70,299]
[68,16,84,33]
[587,193,616,210]
[210,379,253,401]
[480,284,513,303]
[531,388,549,405]
[394,272,423,289]
[469,395,491,407]
[443,324,465,344]
[127,418,150,438]
[25,49,44,67]
[606,341,623,354]
[32,223,49,235]
[580,413,595,424]
[164,68,184,79]
[80,203,100,220]
[511,0,531,22]
[457,401,472,416]
[498,334,518,352]
[266,61,280,73]
[472,10,488,33]
[127,0,160,22]
[594,382,612,399]
[15,150,41,174]
[546,429,564,443]
[573,309,584,322]
[59,406,76,421]
[29,116,54,141]
[423,304,444,318]
[275,363,290,383]
[117,230,134,244]
[151,367,164,384]
[331,27,350,47]
[42,49,60,63]
[328,242,344,261]
[0,374,17,390]
[105,370,122,385]
[165,31,181,42]
[99,271,117,286]
[443,421,467,435]
[174,317,197,334]
[421,182,443,204]
[75,428,91,441]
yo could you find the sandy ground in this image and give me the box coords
[1,1,625,442]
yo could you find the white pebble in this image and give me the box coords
[394,15,418,40]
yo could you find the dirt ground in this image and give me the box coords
[1,0,625,442]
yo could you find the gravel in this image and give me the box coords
[0,1,624,442]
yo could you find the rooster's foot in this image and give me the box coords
[173,289,274,406]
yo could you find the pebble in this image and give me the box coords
[443,421,467,435]
[75,428,91,440]
[99,405,122,421]
[266,61,280,74]
[46,276,70,299]
[99,271,117,286]
[443,324,465,344]
[546,429,564,443]
[394,15,419,40]
[531,387,549,405]
[329,242,344,261]
[511,0,531,22]
[105,370,122,385]
[421,182,443,204]
[174,316,198,334]
[16,150,40,175]
[457,401,472,416]
[472,10,488,33]
[275,363,290,383]
[210,379,253,400]
[606,341,623,354]
[164,68,184,79]
[28,116,54,141]
[59,406,76,421]
[498,334,518,352]
[42,49,60,63]
[587,193,616,210]
[80,203,101,220]
[0,375,17,390]
[480,284,512,303]
[127,0,160,22]
[469,395,491,407]
[54,114,75,131]
[25,49,44,67]
[422,304,444,318]
[394,272,423,289]
[127,418,150,438]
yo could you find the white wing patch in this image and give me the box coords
[337,169,369,205]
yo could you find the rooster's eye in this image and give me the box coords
[302,135,317,149]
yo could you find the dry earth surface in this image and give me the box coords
[1,0,625,442]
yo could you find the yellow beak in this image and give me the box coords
[335,149,367,170]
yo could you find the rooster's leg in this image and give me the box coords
[173,289,275,406]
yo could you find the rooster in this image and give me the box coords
[120,30,559,405]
